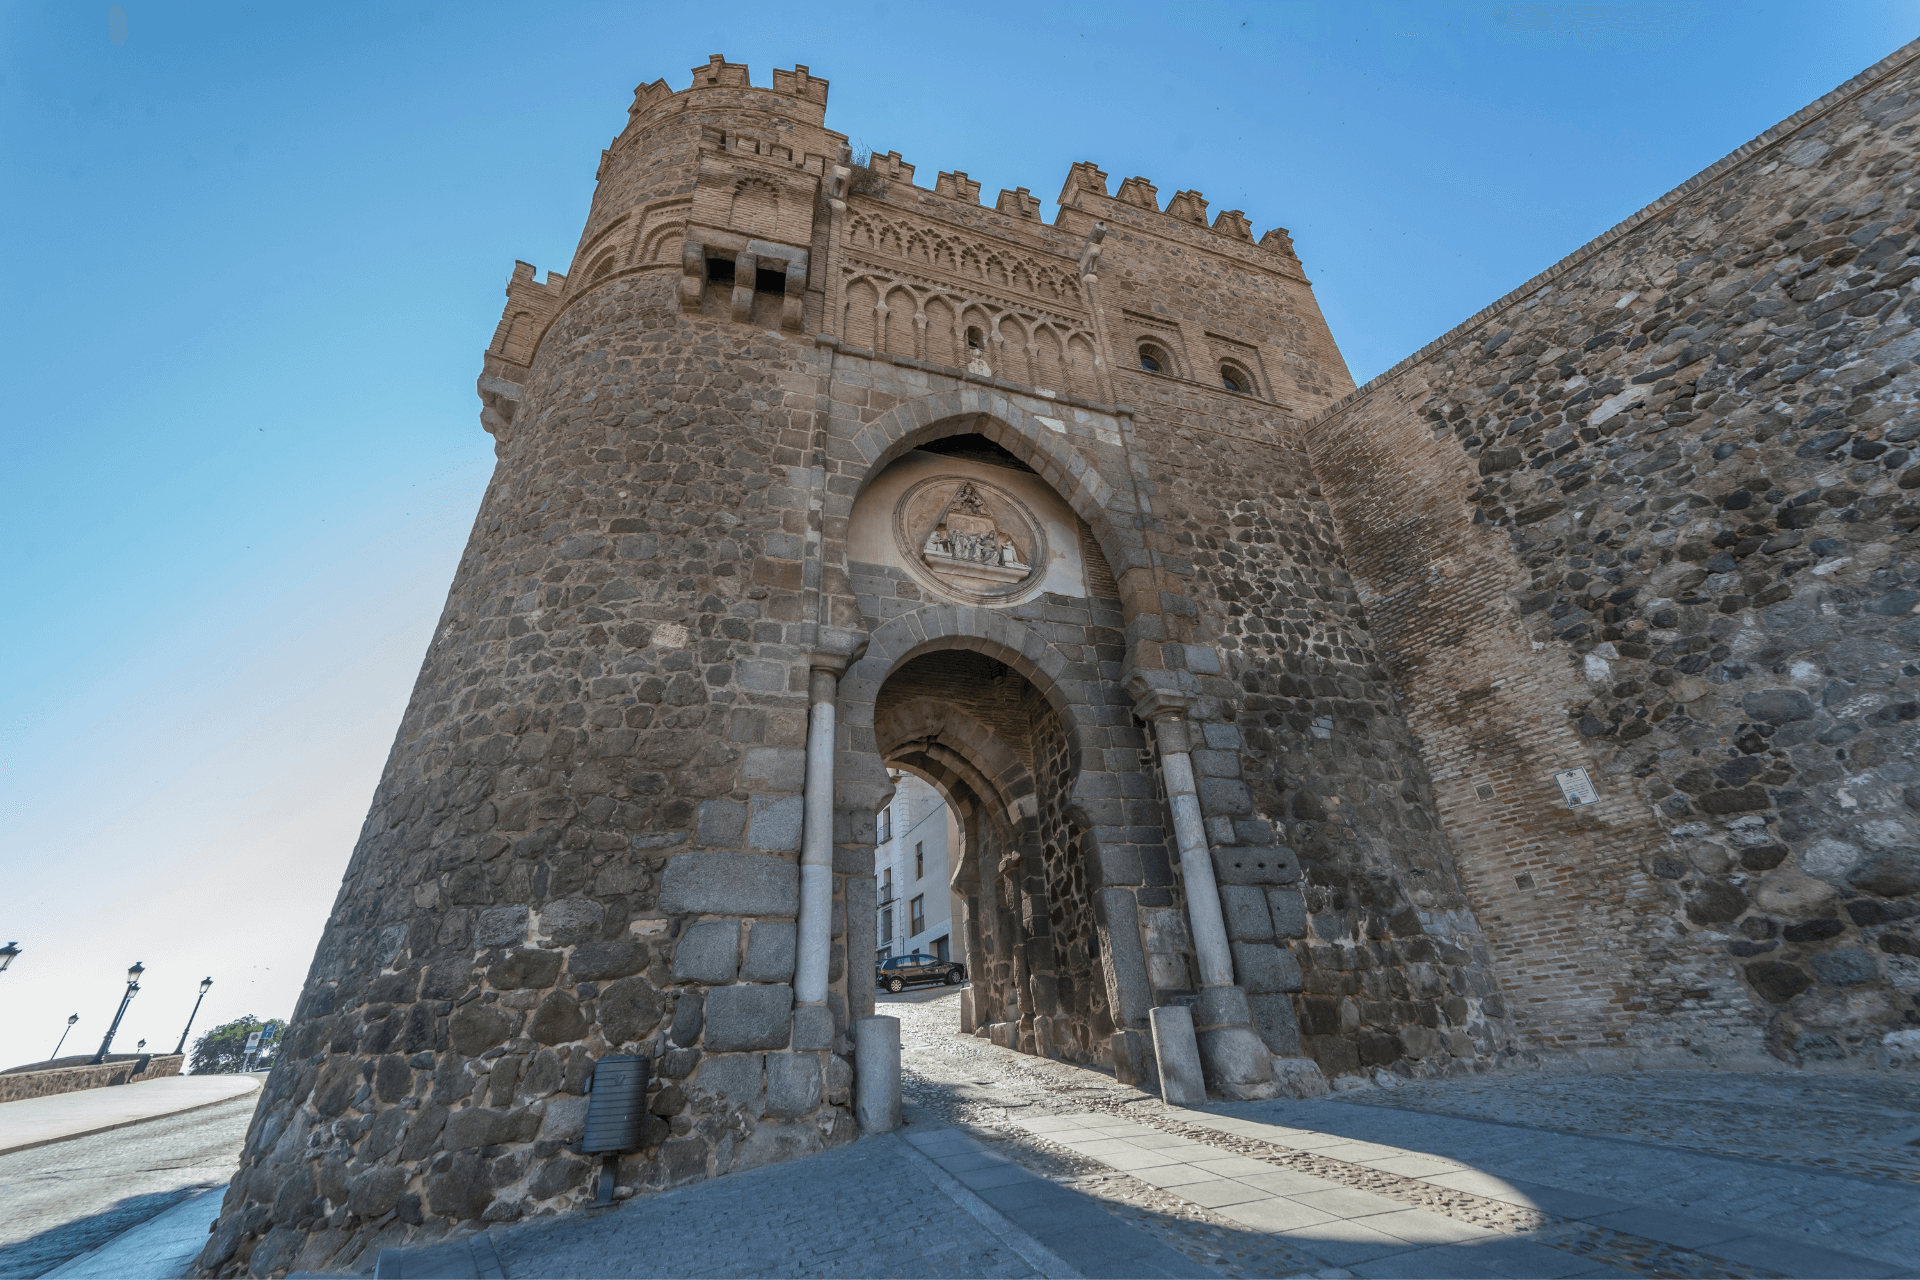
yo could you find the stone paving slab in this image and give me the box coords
[1212,1097,1920,1269]
[0,1073,259,1155]
[393,1132,1045,1280]
[1019,1108,1912,1280]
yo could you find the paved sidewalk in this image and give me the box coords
[245,994,1920,1278]
[43,1188,224,1279]
[475,1130,1049,1279]
[0,1072,259,1155]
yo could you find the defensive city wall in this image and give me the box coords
[198,45,1920,1278]
[1308,39,1920,1067]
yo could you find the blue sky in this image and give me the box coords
[1,1,1912,1067]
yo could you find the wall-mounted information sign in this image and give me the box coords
[1554,767,1599,808]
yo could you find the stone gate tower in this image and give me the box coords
[200,54,1499,1275]
[199,43,1920,1278]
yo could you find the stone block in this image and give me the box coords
[764,1053,823,1117]
[658,852,799,917]
[704,984,794,1051]
[733,1120,825,1170]
[568,939,648,980]
[792,1003,833,1051]
[1231,942,1303,994]
[742,746,807,791]
[688,1052,765,1109]
[1270,1056,1329,1098]
[736,659,789,691]
[741,920,797,982]
[1249,993,1303,1055]
[747,795,804,852]
[1196,1024,1278,1100]
[537,1096,587,1141]
[672,920,741,984]
[537,898,602,944]
[696,799,746,847]
[1194,983,1251,1028]
[448,1003,515,1055]
[1266,888,1307,938]
[1195,776,1252,816]
[1210,846,1301,885]
[1218,885,1274,941]
[475,905,528,948]
[597,975,665,1044]
[489,948,561,990]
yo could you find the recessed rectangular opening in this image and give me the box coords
[754,267,787,295]
[705,257,735,284]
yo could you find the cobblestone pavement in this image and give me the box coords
[487,1134,1040,1279]
[0,1090,256,1278]
[1334,1071,1920,1183]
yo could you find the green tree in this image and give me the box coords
[190,1015,286,1075]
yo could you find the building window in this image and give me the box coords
[881,906,893,943]
[933,935,949,962]
[1220,362,1252,394]
[705,256,736,285]
[915,842,924,879]
[909,895,925,936]
[1138,343,1169,373]
[755,266,787,295]
[881,868,893,903]
[876,808,891,843]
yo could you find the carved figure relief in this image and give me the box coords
[894,475,1046,603]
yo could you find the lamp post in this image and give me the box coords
[52,1013,78,1059]
[89,961,144,1064]
[0,942,19,973]
[173,977,213,1057]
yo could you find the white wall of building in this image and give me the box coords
[874,773,966,966]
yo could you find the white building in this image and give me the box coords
[874,773,966,965]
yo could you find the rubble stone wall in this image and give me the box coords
[1307,42,1920,1069]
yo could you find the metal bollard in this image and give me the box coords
[853,1014,901,1133]
[581,1054,649,1205]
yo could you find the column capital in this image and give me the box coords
[808,652,856,680]
[1131,688,1191,724]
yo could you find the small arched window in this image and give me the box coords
[965,325,985,352]
[1220,363,1252,394]
[1139,343,1169,374]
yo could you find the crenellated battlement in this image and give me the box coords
[1060,162,1297,261]
[623,54,832,134]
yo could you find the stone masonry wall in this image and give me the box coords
[1114,370,1517,1081]
[1308,42,1920,1069]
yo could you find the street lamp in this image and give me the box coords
[0,942,19,973]
[52,1014,78,1059]
[173,977,213,1057]
[89,961,144,1064]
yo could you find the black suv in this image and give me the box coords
[876,952,966,993]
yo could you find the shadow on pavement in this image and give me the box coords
[0,1186,212,1280]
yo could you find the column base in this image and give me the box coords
[1110,1028,1157,1088]
[1193,985,1280,1101]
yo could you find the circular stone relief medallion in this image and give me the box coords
[893,475,1049,605]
